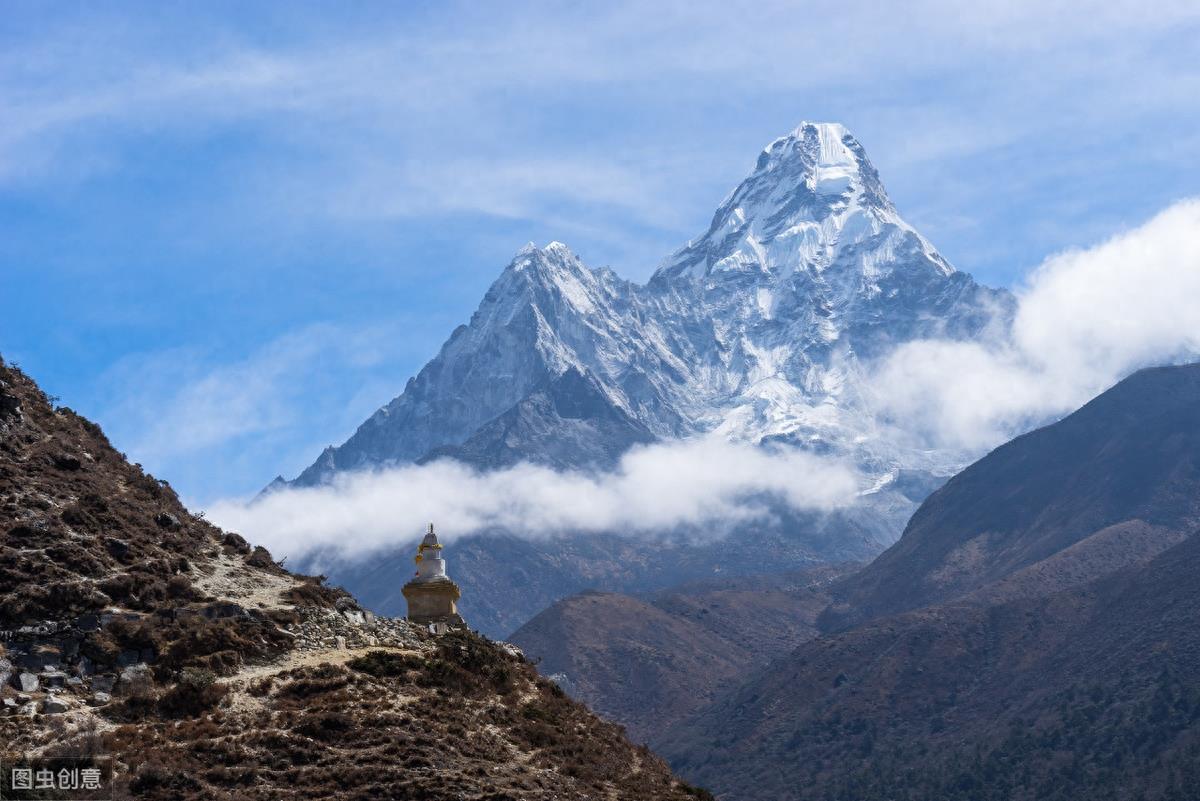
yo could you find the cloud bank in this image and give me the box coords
[207,437,860,562]
[872,198,1200,449]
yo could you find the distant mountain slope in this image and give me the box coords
[0,358,708,801]
[658,362,1200,801]
[510,567,851,742]
[824,362,1200,629]
[320,504,884,638]
[662,532,1200,801]
[418,367,655,469]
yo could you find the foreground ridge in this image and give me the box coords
[0,356,711,800]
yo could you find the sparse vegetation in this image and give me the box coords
[0,358,711,801]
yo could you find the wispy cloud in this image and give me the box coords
[4,1,1198,254]
[207,436,860,561]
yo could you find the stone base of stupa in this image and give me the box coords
[402,577,464,626]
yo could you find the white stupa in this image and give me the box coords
[401,523,463,626]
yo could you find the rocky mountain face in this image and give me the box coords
[282,122,1012,637]
[656,363,1200,801]
[0,358,710,800]
[293,122,1010,483]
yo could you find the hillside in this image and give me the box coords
[824,363,1200,629]
[0,357,710,800]
[658,363,1200,801]
[510,567,850,742]
[662,533,1200,801]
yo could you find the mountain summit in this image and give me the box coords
[282,122,1015,635]
[653,121,950,285]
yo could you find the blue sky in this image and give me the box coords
[3,1,1199,503]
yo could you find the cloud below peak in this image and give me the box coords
[207,437,861,562]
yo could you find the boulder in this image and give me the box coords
[0,657,12,687]
[89,692,112,706]
[91,675,116,693]
[42,696,69,714]
[14,672,39,693]
[104,537,131,560]
[13,651,45,670]
[62,638,81,659]
[496,642,525,660]
[51,453,82,471]
[154,512,181,529]
[202,602,246,620]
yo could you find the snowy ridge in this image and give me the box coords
[289,122,1013,527]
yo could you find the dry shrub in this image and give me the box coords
[158,667,228,718]
[347,649,424,678]
[277,664,351,700]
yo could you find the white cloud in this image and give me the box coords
[871,198,1200,449]
[206,436,860,562]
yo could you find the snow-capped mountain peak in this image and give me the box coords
[759,121,860,183]
[289,121,1010,493]
[653,121,951,286]
[280,120,1020,639]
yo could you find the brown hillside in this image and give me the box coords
[0,358,710,800]
[510,567,849,742]
[823,363,1200,630]
[661,532,1200,801]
